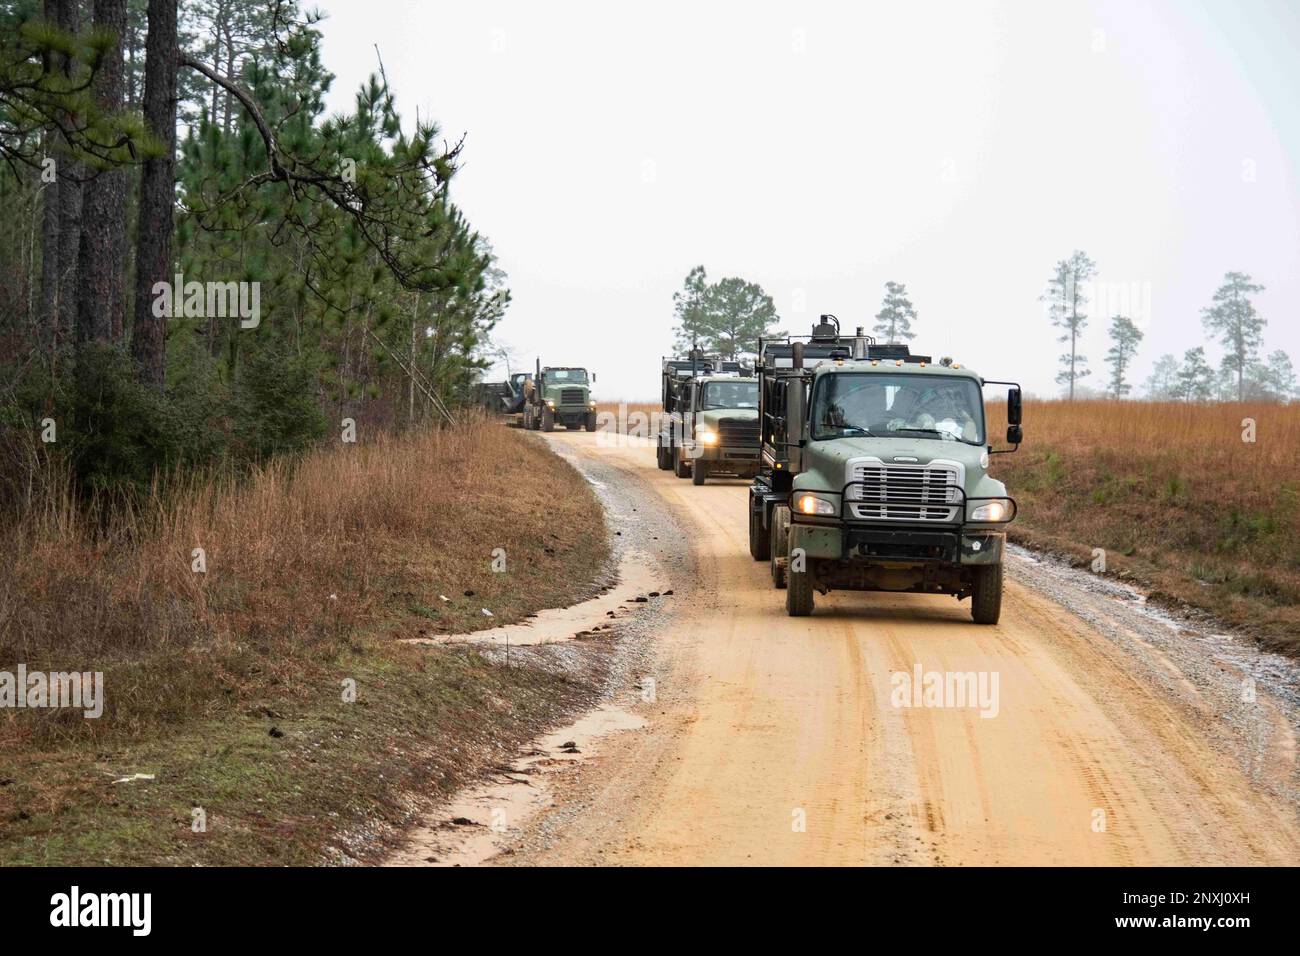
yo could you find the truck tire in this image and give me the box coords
[542,407,555,432]
[748,496,770,561]
[770,505,789,589]
[786,556,814,616]
[692,460,707,485]
[657,441,672,470]
[673,446,691,479]
[585,411,597,432]
[970,563,1003,625]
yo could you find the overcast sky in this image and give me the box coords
[318,0,1300,400]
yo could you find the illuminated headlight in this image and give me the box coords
[546,399,555,408]
[794,493,836,516]
[589,400,597,408]
[697,429,718,445]
[969,499,1012,522]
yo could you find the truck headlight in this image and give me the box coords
[697,429,718,445]
[546,399,555,408]
[793,493,837,516]
[968,499,1012,522]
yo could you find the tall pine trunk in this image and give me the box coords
[54,0,83,343]
[130,0,178,387]
[77,0,129,347]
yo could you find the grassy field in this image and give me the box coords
[0,414,609,864]
[994,399,1300,653]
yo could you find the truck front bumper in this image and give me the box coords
[791,520,1004,566]
[685,442,760,463]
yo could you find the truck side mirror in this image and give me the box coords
[1006,424,1023,445]
[1008,387,1022,425]
[592,373,597,383]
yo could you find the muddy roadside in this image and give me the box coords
[380,433,697,865]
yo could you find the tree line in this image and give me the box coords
[1043,251,1294,402]
[670,257,1295,403]
[0,0,507,503]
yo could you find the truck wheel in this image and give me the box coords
[657,441,672,470]
[770,505,789,588]
[585,411,597,432]
[786,555,815,617]
[970,563,1003,625]
[542,408,555,432]
[692,460,707,485]
[748,497,770,561]
[673,446,691,479]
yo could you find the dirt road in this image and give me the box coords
[417,430,1300,866]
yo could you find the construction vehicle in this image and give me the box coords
[749,315,1022,623]
[656,352,760,485]
[471,372,530,416]
[522,361,598,432]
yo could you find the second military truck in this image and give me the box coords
[749,316,1023,623]
[656,354,761,485]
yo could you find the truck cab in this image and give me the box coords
[749,316,1023,623]
[657,356,761,485]
[523,363,598,432]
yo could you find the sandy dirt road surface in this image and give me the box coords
[408,429,1300,866]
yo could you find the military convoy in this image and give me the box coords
[656,354,761,485]
[746,316,1021,623]
[484,315,1022,625]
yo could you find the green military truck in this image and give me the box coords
[522,361,598,432]
[656,354,761,485]
[749,316,1023,623]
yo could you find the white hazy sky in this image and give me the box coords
[318,0,1300,400]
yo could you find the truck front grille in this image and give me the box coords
[847,461,961,522]
[716,418,759,445]
[560,388,586,405]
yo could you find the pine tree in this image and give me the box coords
[704,277,779,360]
[1201,271,1266,403]
[671,265,709,354]
[1144,354,1180,399]
[1041,250,1096,399]
[1176,347,1215,402]
[1104,315,1143,397]
[873,281,917,343]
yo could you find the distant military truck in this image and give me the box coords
[750,315,1023,623]
[522,361,597,432]
[656,354,761,485]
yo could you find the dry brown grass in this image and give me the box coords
[994,399,1300,651]
[0,412,608,745]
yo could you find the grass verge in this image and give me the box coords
[0,414,610,864]
[993,400,1300,654]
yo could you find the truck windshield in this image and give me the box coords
[811,373,984,445]
[547,369,588,383]
[701,381,758,409]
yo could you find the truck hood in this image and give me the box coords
[697,408,758,429]
[543,383,590,401]
[802,436,991,491]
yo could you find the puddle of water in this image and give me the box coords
[385,704,648,867]
[402,550,664,649]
